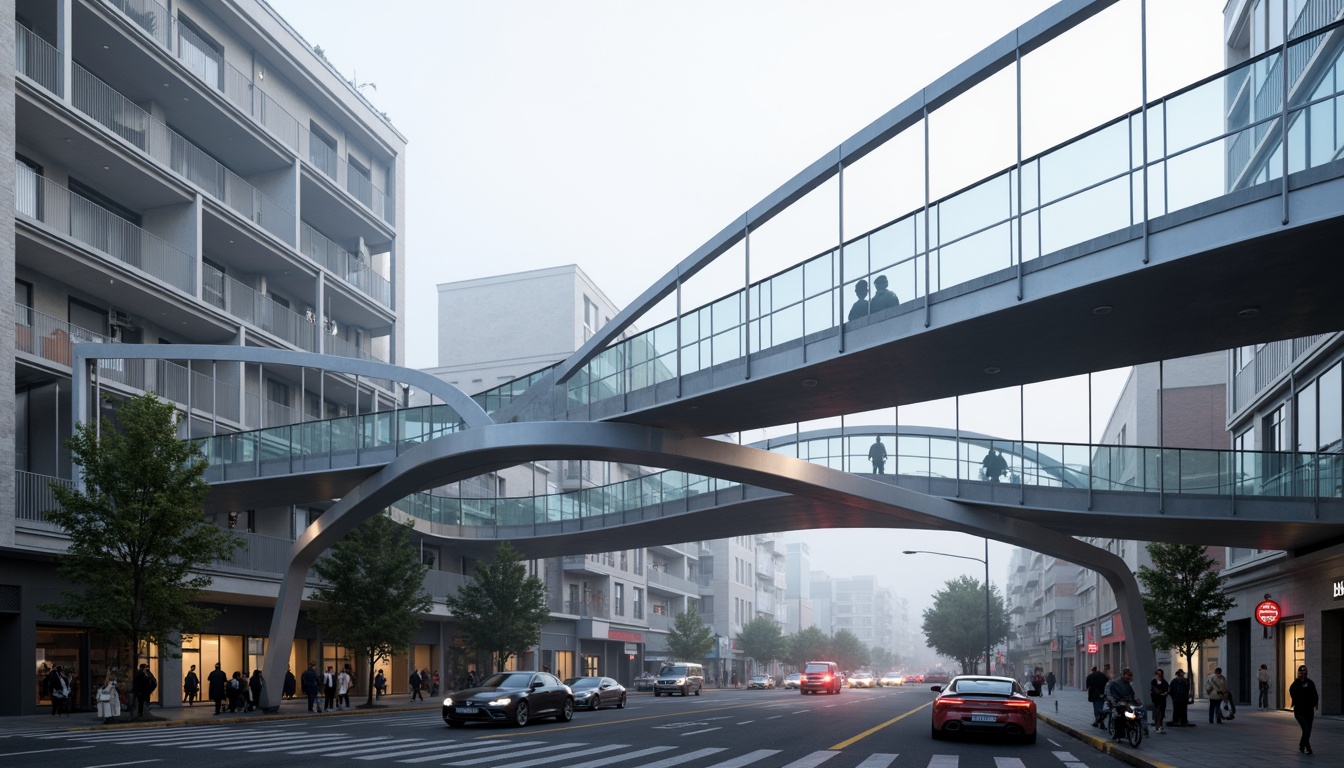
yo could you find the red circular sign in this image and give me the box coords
[1255,599,1281,627]
[1086,642,1099,654]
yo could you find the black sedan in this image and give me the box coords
[442,671,574,727]
[564,676,627,710]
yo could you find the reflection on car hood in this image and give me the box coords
[451,685,522,699]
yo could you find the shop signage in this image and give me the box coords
[1255,599,1281,626]
[1086,642,1099,654]
[609,629,643,642]
[1100,618,1113,637]
[1333,579,1344,600]
[624,643,638,655]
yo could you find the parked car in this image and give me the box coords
[747,674,775,689]
[442,671,574,728]
[848,672,875,688]
[633,674,656,692]
[879,672,904,687]
[924,671,952,686]
[783,672,803,690]
[654,662,705,697]
[800,660,843,695]
[930,675,1039,744]
[563,676,627,710]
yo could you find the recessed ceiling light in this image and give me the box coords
[1092,305,1113,316]
[801,379,819,388]
[102,165,110,170]
[103,45,109,49]
[984,366,1001,374]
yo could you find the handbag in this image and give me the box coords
[97,690,111,703]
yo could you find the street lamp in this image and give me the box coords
[904,539,992,676]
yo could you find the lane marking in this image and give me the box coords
[680,727,722,736]
[640,747,727,768]
[0,746,94,757]
[83,762,162,768]
[828,701,932,750]
[474,743,624,768]
[994,758,1027,767]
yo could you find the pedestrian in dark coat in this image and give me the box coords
[1168,669,1191,727]
[283,668,297,699]
[1289,665,1319,754]
[1149,669,1169,733]
[301,661,321,712]
[1086,666,1109,727]
[249,669,264,711]
[183,664,200,707]
[207,663,229,714]
[409,669,423,701]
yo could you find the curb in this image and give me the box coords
[1037,713,1179,768]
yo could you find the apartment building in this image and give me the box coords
[5,0,406,715]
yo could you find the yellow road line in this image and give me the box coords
[473,701,763,738]
[829,701,932,750]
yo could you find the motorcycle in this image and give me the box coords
[1107,700,1145,747]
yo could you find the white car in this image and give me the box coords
[880,672,904,687]
[848,672,876,688]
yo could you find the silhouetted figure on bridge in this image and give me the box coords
[868,438,888,474]
[848,279,870,321]
[870,275,899,313]
[982,448,1007,482]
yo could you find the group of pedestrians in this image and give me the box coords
[1082,662,1320,754]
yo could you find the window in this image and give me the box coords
[1320,363,1341,452]
[177,15,224,89]
[15,155,42,220]
[583,296,600,340]
[633,588,644,620]
[1265,404,1287,451]
[614,583,624,617]
[15,279,32,328]
[1297,380,1317,452]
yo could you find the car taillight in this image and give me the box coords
[937,697,965,706]
[1003,699,1034,708]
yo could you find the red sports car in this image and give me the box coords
[930,675,1040,744]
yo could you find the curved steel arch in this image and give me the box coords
[70,343,494,430]
[259,419,1151,708]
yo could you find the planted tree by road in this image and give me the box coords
[43,393,241,671]
[830,629,871,672]
[444,542,550,674]
[666,606,715,662]
[1137,542,1236,679]
[310,513,432,706]
[784,625,831,667]
[736,617,786,673]
[921,575,1009,675]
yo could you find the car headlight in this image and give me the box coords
[675,678,686,684]
[487,696,513,707]
[575,691,591,699]
[1123,710,1137,719]
[443,697,453,706]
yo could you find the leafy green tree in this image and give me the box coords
[736,617,785,673]
[870,646,897,673]
[444,542,550,674]
[666,606,715,661]
[921,575,1010,675]
[310,513,432,706]
[784,626,831,667]
[1137,542,1236,680]
[43,393,241,671]
[830,629,870,672]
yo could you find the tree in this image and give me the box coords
[830,629,870,671]
[444,542,550,674]
[43,393,241,671]
[921,575,1010,675]
[736,617,785,673]
[870,646,897,672]
[666,606,714,662]
[1137,542,1236,680]
[783,626,831,667]
[310,513,432,706]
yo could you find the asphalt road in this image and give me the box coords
[0,686,1129,767]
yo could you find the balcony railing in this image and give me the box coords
[201,262,318,351]
[65,62,295,245]
[16,162,197,295]
[15,24,62,96]
[105,0,172,51]
[298,129,395,225]
[14,303,108,369]
[300,222,391,306]
[15,470,73,523]
[646,567,699,595]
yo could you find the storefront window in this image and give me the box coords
[1281,620,1305,709]
[36,627,83,708]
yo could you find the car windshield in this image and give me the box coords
[804,664,831,674]
[480,672,534,689]
[751,675,768,680]
[564,677,600,690]
[659,666,690,676]
[950,678,1016,696]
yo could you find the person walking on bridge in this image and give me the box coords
[868,438,888,474]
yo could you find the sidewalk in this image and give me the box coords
[2,693,445,733]
[1035,686,1341,768]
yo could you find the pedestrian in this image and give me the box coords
[283,667,297,699]
[869,274,899,312]
[1289,664,1318,754]
[97,669,121,724]
[1046,670,1056,696]
[1169,668,1192,727]
[409,668,423,701]
[374,669,386,700]
[1086,665,1108,727]
[208,662,228,715]
[301,661,321,712]
[249,669,264,712]
[431,670,440,697]
[467,668,478,688]
[1149,669,1169,734]
[227,671,245,712]
[337,665,351,709]
[1258,663,1270,709]
[1205,666,1229,724]
[848,278,870,321]
[323,666,337,711]
[868,437,888,474]
[183,664,200,707]
[731,670,739,688]
[1030,667,1044,696]
[981,448,1007,482]
[46,665,69,716]
[132,663,155,718]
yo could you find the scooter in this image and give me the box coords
[1107,700,1145,747]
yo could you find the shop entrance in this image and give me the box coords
[1280,620,1306,710]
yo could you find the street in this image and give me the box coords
[0,686,1130,767]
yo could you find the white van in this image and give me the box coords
[653,662,704,696]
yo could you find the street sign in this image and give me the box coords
[1255,599,1282,626]
[1086,642,1099,654]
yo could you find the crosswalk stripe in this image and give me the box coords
[993,758,1026,767]
[392,741,546,764]
[283,737,429,756]
[927,755,958,767]
[638,748,728,768]
[1052,752,1079,762]
[61,726,238,742]
[352,739,480,760]
[781,751,841,768]
[249,735,379,753]
[702,749,781,768]
[478,743,627,768]
[854,754,898,768]
[564,745,677,768]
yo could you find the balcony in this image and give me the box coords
[299,222,391,307]
[201,263,318,352]
[301,130,394,225]
[15,24,62,96]
[564,599,609,619]
[646,566,699,596]
[1025,569,1043,587]
[15,470,72,522]
[647,611,673,632]
[17,163,197,295]
[563,553,614,575]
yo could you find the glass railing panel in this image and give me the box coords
[1161,133,1235,215]
[936,172,1012,246]
[15,24,63,96]
[1039,174,1133,256]
[803,292,833,336]
[935,221,1013,291]
[1038,119,1131,205]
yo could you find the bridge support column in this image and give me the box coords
[259,550,317,712]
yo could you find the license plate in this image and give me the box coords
[971,714,998,722]
[454,706,478,714]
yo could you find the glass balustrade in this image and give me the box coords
[474,19,1344,419]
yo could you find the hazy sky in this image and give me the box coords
[267,0,1226,625]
